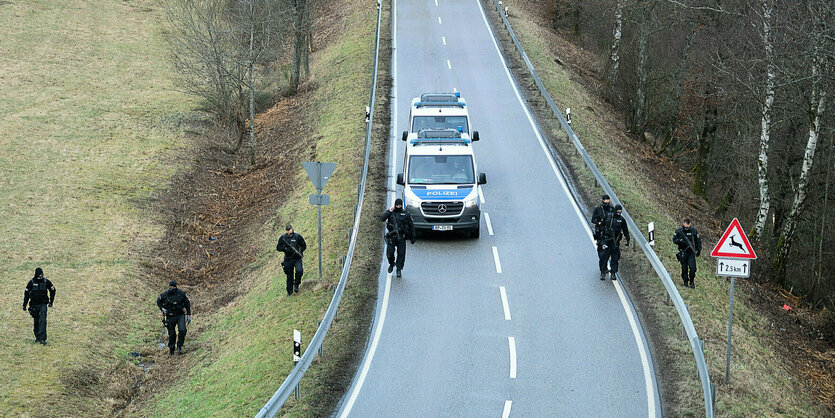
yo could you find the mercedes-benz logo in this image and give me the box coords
[438,204,448,213]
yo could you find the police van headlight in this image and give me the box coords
[464,194,479,207]
[404,193,420,209]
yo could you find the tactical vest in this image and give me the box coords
[162,290,186,315]
[30,280,49,304]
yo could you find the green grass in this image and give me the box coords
[502,10,822,417]
[144,3,379,416]
[0,0,194,415]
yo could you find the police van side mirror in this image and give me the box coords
[401,131,408,142]
[478,173,487,185]
[397,173,405,185]
[472,131,480,141]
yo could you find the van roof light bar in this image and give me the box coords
[415,92,465,108]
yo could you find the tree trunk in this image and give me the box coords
[289,0,306,94]
[772,56,826,283]
[608,0,623,95]
[751,0,775,241]
[814,153,831,302]
[693,104,716,197]
[249,19,256,167]
[632,11,650,134]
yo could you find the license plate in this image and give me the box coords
[432,225,453,231]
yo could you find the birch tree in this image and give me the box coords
[608,0,624,95]
[772,45,827,282]
[750,0,776,241]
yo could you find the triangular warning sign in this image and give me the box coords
[711,218,757,259]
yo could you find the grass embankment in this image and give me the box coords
[0,0,194,415]
[484,2,823,416]
[144,0,386,415]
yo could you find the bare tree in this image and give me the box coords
[773,42,827,282]
[751,0,776,241]
[228,0,285,165]
[163,0,249,149]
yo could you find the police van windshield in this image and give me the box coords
[408,155,474,185]
[411,116,469,133]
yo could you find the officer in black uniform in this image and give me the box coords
[22,267,56,345]
[380,198,415,278]
[591,194,614,227]
[605,204,631,280]
[592,195,616,280]
[673,218,702,288]
[157,280,192,356]
[276,224,306,296]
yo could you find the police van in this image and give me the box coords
[397,129,486,238]
[401,92,480,142]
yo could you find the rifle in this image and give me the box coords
[388,209,402,241]
[676,228,698,261]
[280,234,304,259]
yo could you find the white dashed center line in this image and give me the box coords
[499,286,511,320]
[508,337,517,378]
[478,184,485,203]
[438,16,442,24]
[502,400,512,418]
[447,59,452,69]
[484,212,494,235]
[435,0,438,5]
[492,246,502,273]
[442,36,446,45]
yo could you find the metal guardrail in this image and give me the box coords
[255,1,385,416]
[487,0,715,416]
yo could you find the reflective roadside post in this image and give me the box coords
[303,162,337,283]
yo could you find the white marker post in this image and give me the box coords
[710,218,757,385]
[293,329,301,398]
[648,222,655,247]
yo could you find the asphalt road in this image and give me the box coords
[338,0,661,416]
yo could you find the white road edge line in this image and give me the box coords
[614,279,656,418]
[447,59,452,69]
[508,337,517,378]
[339,0,398,415]
[475,1,655,415]
[442,36,446,45]
[492,246,502,273]
[484,212,494,235]
[502,400,512,418]
[478,184,486,203]
[340,274,393,417]
[499,286,511,320]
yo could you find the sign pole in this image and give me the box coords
[302,161,336,285]
[318,199,323,283]
[726,276,734,384]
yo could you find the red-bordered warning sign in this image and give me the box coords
[711,218,757,259]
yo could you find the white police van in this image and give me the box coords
[397,129,486,238]
[401,92,480,142]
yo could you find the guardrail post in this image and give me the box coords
[711,383,717,407]
[318,320,324,358]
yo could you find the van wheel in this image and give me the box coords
[470,226,480,239]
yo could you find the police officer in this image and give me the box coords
[276,224,306,296]
[380,198,415,278]
[592,195,616,280]
[591,194,614,227]
[605,204,631,280]
[22,267,56,345]
[673,218,702,288]
[157,280,191,356]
